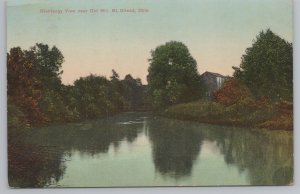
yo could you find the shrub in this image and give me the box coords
[214,78,252,106]
[7,99,27,129]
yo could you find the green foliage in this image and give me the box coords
[233,29,293,101]
[122,74,145,110]
[73,74,115,119]
[68,72,147,120]
[7,98,27,129]
[164,100,224,122]
[39,90,70,122]
[147,41,205,109]
[32,43,67,122]
[32,43,64,90]
[7,44,148,129]
[163,98,292,130]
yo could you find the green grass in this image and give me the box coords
[161,100,292,131]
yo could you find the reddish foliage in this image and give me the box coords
[7,48,47,125]
[254,96,270,109]
[213,78,252,106]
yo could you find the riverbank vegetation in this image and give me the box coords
[160,30,293,131]
[162,98,292,130]
[7,44,147,130]
[7,29,293,131]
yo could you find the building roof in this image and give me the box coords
[201,71,230,78]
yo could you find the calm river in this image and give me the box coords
[12,112,293,187]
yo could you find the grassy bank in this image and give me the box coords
[161,100,293,131]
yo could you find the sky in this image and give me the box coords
[7,0,293,85]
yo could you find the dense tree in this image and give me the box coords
[7,47,46,125]
[71,72,147,119]
[73,75,113,119]
[31,44,68,122]
[8,44,79,126]
[109,70,128,110]
[7,97,27,129]
[233,29,293,101]
[32,43,64,91]
[60,85,81,121]
[6,43,146,128]
[147,41,205,109]
[122,74,145,110]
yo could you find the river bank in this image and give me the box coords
[160,100,293,131]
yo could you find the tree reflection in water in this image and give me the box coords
[147,117,293,185]
[8,113,146,187]
[8,113,293,187]
[8,142,66,188]
[202,127,293,185]
[26,113,145,155]
[148,118,204,179]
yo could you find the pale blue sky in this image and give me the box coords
[7,0,293,84]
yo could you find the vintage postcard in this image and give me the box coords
[7,0,293,188]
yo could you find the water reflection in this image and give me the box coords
[8,142,66,187]
[8,113,293,187]
[162,118,292,185]
[27,113,146,155]
[148,118,203,178]
[9,113,146,187]
[203,127,294,185]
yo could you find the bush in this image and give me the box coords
[162,98,292,130]
[214,78,252,106]
[164,100,224,119]
[7,99,27,129]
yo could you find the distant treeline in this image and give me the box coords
[7,44,147,129]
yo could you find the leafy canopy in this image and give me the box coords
[233,29,293,101]
[147,41,205,109]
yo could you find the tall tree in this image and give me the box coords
[7,47,46,125]
[7,44,71,124]
[31,43,67,122]
[32,43,64,91]
[147,41,205,109]
[122,74,144,110]
[233,29,293,101]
